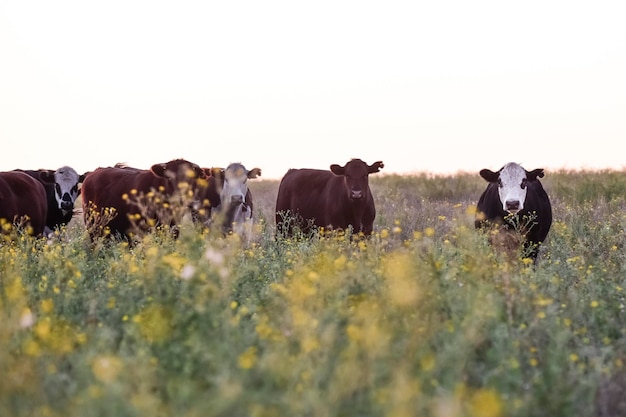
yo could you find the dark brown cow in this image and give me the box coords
[81,159,209,240]
[275,158,384,238]
[0,170,48,236]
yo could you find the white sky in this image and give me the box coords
[1,1,625,179]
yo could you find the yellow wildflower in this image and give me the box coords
[135,305,173,343]
[468,388,502,417]
[40,298,54,314]
[238,346,257,369]
[92,355,123,383]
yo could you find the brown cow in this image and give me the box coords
[81,159,209,240]
[275,158,384,238]
[0,170,48,236]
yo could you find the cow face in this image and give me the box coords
[219,163,261,211]
[150,159,208,210]
[330,159,384,200]
[40,166,86,216]
[480,162,544,214]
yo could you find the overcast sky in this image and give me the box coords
[1,1,625,179]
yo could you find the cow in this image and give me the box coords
[207,163,262,240]
[475,162,552,262]
[81,159,209,241]
[0,170,48,236]
[275,158,384,238]
[18,166,86,235]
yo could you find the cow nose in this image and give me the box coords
[351,190,363,199]
[505,200,520,212]
[61,194,74,210]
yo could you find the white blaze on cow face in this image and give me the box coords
[221,164,250,210]
[53,166,82,215]
[219,163,262,223]
[497,163,528,214]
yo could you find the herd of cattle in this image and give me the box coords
[0,158,552,260]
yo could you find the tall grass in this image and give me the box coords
[1,169,626,417]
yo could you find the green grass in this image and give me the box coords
[2,169,626,417]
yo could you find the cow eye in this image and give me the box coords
[497,179,503,187]
[55,184,62,195]
[521,179,527,189]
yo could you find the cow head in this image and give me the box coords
[40,166,86,216]
[151,159,207,205]
[330,159,384,200]
[480,162,544,214]
[150,159,206,186]
[218,163,261,212]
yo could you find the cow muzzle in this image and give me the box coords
[505,199,520,214]
[350,190,363,199]
[61,201,74,211]
[230,195,244,206]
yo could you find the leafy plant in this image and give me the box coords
[2,169,626,416]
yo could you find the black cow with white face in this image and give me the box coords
[19,166,86,235]
[208,163,262,240]
[475,162,552,262]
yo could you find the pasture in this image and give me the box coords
[2,169,626,417]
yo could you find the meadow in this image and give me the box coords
[2,169,626,417]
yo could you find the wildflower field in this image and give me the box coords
[2,170,626,417]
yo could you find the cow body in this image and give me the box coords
[0,170,48,236]
[275,159,384,238]
[475,162,552,261]
[18,166,86,235]
[81,159,208,240]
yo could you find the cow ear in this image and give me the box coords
[248,168,262,179]
[330,164,345,176]
[368,161,384,173]
[527,168,545,181]
[151,163,168,177]
[207,167,218,178]
[479,169,500,183]
[191,165,204,178]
